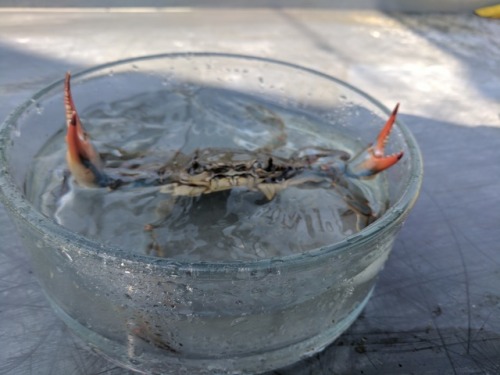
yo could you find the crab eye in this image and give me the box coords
[265,157,275,171]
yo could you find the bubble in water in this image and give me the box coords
[35,103,44,115]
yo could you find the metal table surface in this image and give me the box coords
[0,7,499,375]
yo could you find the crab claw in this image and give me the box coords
[65,72,107,187]
[345,104,404,178]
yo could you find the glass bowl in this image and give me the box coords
[0,53,422,374]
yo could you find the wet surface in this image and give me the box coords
[1,8,499,375]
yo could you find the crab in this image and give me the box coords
[63,73,403,256]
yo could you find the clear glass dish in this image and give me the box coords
[0,53,422,374]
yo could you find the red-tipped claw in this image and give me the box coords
[65,72,106,187]
[346,104,404,178]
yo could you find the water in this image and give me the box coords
[26,87,388,261]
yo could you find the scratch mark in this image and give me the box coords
[404,189,459,374]
[425,190,472,354]
[469,298,500,350]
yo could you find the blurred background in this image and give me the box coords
[1,2,499,374]
[0,0,498,12]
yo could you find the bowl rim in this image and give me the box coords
[0,52,423,273]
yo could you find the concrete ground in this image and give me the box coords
[0,7,499,375]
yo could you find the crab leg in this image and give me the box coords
[65,73,109,187]
[345,104,404,178]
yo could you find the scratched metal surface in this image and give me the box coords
[0,8,499,375]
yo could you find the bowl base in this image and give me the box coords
[46,288,373,375]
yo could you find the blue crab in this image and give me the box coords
[63,73,403,255]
